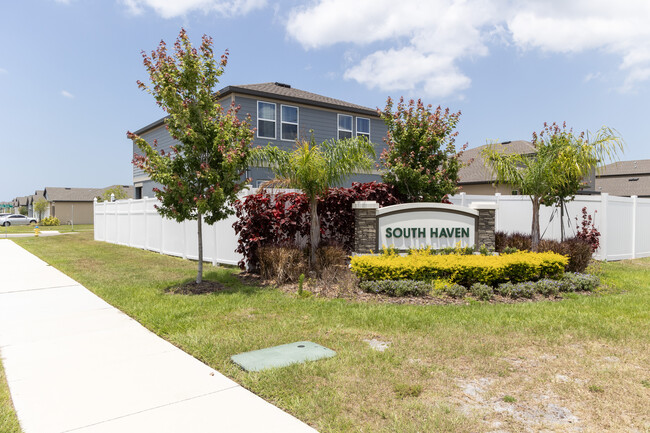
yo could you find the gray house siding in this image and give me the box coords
[133,92,387,191]
[132,124,180,180]
[233,95,387,151]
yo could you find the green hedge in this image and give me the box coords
[350,251,567,287]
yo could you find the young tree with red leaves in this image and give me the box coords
[128,29,254,284]
[379,97,465,202]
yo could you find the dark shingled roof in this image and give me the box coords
[13,196,28,206]
[44,185,134,202]
[595,176,650,197]
[597,159,650,177]
[134,82,378,135]
[27,190,45,205]
[222,82,378,116]
[458,141,536,184]
[595,159,650,197]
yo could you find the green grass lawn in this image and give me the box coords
[0,361,21,433]
[3,232,650,432]
[0,224,93,234]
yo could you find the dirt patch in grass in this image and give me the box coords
[165,280,230,295]
[450,342,650,433]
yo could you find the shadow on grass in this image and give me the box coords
[164,269,270,296]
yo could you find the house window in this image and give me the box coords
[257,101,276,139]
[135,187,142,200]
[338,114,352,139]
[356,117,370,140]
[281,105,298,141]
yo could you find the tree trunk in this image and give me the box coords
[197,213,203,284]
[531,196,541,252]
[309,196,320,269]
[560,200,564,242]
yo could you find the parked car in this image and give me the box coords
[0,214,37,226]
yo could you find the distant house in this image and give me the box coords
[131,82,386,198]
[458,140,599,196]
[11,196,28,214]
[41,185,133,224]
[27,190,47,219]
[596,160,650,198]
[458,141,537,195]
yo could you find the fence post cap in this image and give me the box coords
[470,202,498,210]
[352,201,379,209]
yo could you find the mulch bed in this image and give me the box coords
[272,280,566,306]
[167,272,571,305]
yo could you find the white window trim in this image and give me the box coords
[280,104,299,142]
[337,114,353,139]
[356,117,370,139]
[257,101,276,140]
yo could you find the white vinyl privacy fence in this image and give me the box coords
[94,196,245,266]
[96,191,650,264]
[450,192,650,261]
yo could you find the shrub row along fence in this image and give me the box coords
[95,190,650,264]
[450,192,650,261]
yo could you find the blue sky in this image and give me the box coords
[1,0,650,201]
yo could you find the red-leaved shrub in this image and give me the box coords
[233,182,400,270]
[575,207,600,253]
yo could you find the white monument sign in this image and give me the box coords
[377,203,478,250]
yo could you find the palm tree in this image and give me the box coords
[482,124,623,251]
[251,134,375,266]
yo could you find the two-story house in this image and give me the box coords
[131,82,387,199]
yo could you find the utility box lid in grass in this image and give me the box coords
[231,341,336,372]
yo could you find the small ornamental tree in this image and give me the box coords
[96,186,129,203]
[483,123,623,251]
[128,29,254,284]
[380,97,465,202]
[33,198,48,221]
[251,135,375,267]
[535,123,623,241]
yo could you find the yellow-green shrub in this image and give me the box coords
[350,251,567,287]
[40,216,60,226]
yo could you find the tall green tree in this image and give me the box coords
[33,199,48,221]
[251,134,375,266]
[483,122,623,251]
[380,97,465,202]
[129,29,254,284]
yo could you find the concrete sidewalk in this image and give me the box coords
[1,231,67,238]
[0,240,318,433]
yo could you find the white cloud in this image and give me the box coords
[0,67,7,74]
[584,72,602,83]
[287,0,500,98]
[121,0,267,18]
[61,90,75,99]
[286,0,650,97]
